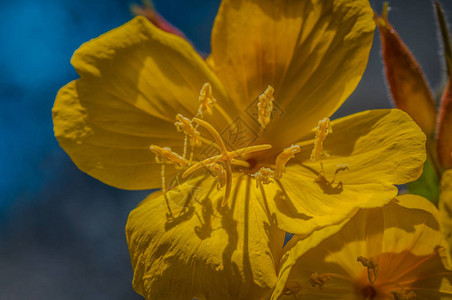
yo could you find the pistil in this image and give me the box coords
[182,117,271,206]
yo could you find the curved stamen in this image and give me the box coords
[311,117,332,162]
[150,145,187,168]
[175,114,201,147]
[275,145,300,179]
[197,83,216,118]
[357,256,379,284]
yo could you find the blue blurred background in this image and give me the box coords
[0,0,450,298]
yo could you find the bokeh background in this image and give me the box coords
[1,0,451,299]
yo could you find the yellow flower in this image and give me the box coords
[273,195,452,299]
[52,0,426,298]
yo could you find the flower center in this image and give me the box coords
[149,83,342,205]
[362,285,377,299]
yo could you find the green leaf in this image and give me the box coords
[407,158,440,205]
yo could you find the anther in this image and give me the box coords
[150,145,187,168]
[175,114,202,161]
[391,289,416,300]
[310,272,330,288]
[257,85,274,130]
[175,114,201,147]
[275,145,301,179]
[357,256,379,284]
[206,162,227,190]
[311,118,332,162]
[251,167,275,187]
[197,83,216,118]
[282,286,300,296]
[150,145,187,193]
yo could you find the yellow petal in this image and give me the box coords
[53,16,233,189]
[273,195,452,299]
[210,0,375,144]
[440,169,452,259]
[266,109,426,235]
[126,174,285,299]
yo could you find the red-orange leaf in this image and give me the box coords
[375,8,437,135]
[437,79,452,169]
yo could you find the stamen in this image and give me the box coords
[175,114,201,161]
[310,272,330,288]
[282,285,300,296]
[357,256,379,284]
[161,164,166,192]
[251,167,275,187]
[275,145,301,179]
[257,85,274,130]
[150,145,187,168]
[206,162,227,190]
[150,145,187,193]
[175,114,201,147]
[197,83,216,118]
[391,289,416,300]
[311,118,332,162]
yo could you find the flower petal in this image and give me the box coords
[265,109,426,235]
[272,195,452,300]
[53,17,234,189]
[210,0,375,144]
[126,174,285,299]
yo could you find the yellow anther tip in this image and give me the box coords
[257,85,275,129]
[198,83,216,117]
